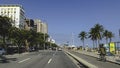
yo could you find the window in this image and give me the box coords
[14,11,16,13]
[14,8,16,10]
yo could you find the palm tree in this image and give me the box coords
[103,30,109,44]
[108,31,114,43]
[103,30,114,44]
[94,24,104,47]
[103,30,112,44]
[78,31,87,48]
[89,28,97,48]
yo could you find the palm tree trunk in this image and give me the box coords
[106,38,108,44]
[109,38,112,43]
[106,38,107,44]
[98,39,100,48]
[93,40,95,49]
[95,40,97,48]
[82,40,84,48]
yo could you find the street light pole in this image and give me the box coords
[44,33,45,50]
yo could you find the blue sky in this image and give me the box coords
[0,0,120,47]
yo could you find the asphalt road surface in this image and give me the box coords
[69,51,120,68]
[0,50,78,68]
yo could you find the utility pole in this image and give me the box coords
[50,36,52,48]
[72,33,75,47]
[44,33,45,50]
[119,29,120,38]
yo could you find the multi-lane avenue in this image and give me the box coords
[0,50,78,68]
[1,50,120,68]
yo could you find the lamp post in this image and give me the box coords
[49,36,52,48]
[44,33,45,50]
[119,29,120,38]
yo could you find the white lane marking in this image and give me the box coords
[18,58,30,63]
[47,51,56,64]
[48,58,52,64]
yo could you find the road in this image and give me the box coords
[69,51,120,68]
[0,50,78,68]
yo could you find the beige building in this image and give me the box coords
[41,22,48,34]
[34,19,48,34]
[0,4,25,29]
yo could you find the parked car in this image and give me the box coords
[29,47,35,52]
[0,48,6,55]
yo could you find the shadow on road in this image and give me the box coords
[0,55,17,63]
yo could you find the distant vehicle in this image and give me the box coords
[0,48,6,55]
[58,48,62,51]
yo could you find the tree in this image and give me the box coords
[78,31,87,48]
[26,30,49,50]
[103,30,109,44]
[0,16,13,50]
[93,24,104,47]
[108,31,114,43]
[9,27,25,53]
[38,33,49,49]
[103,30,114,44]
[89,28,97,48]
[9,27,49,52]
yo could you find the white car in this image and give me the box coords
[0,48,6,55]
[58,48,62,51]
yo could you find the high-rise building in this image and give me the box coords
[0,4,25,29]
[34,19,48,34]
[34,19,42,32]
[41,22,48,34]
[24,19,34,30]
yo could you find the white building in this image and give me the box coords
[0,4,25,29]
[41,22,48,34]
[48,37,55,43]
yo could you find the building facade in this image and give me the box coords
[34,19,42,32]
[0,4,25,29]
[41,22,48,34]
[34,19,48,34]
[24,19,34,30]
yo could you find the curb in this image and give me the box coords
[65,51,98,68]
[76,51,120,65]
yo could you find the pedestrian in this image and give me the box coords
[98,44,106,62]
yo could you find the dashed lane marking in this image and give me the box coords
[18,58,30,63]
[48,58,52,64]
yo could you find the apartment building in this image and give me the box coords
[34,19,48,34]
[24,19,34,30]
[0,4,25,29]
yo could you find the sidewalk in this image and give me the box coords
[75,50,120,64]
